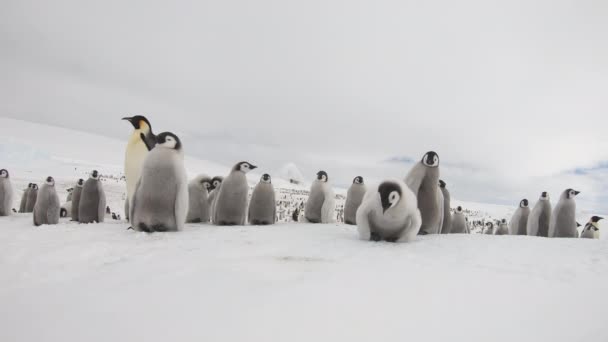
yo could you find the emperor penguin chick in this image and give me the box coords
[580,216,603,239]
[450,206,467,234]
[131,132,188,232]
[495,219,509,235]
[356,179,421,242]
[344,176,366,225]
[0,169,14,216]
[549,189,580,238]
[304,171,336,223]
[214,161,257,226]
[439,180,452,234]
[484,221,494,235]
[19,184,32,213]
[25,184,39,213]
[33,177,60,226]
[208,176,224,222]
[186,174,212,223]
[70,179,85,221]
[248,173,276,225]
[78,170,107,223]
[509,199,530,235]
[527,192,551,237]
[405,151,444,235]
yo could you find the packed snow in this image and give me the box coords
[1,117,608,341]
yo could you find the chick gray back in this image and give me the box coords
[79,179,106,223]
[248,182,276,225]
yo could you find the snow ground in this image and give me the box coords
[1,216,607,342]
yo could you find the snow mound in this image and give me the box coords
[278,162,306,185]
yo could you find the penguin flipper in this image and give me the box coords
[398,208,422,242]
[140,133,155,151]
[404,163,425,196]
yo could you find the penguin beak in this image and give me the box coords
[599,217,605,221]
[574,191,581,195]
[250,165,258,170]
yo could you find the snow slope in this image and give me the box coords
[0,217,607,342]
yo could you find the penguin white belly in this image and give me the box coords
[125,140,149,202]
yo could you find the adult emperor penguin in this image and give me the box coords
[439,180,452,234]
[509,199,530,235]
[208,176,224,222]
[248,173,276,225]
[356,179,421,242]
[549,189,580,238]
[70,179,84,221]
[405,151,444,235]
[33,177,60,226]
[344,176,366,225]
[581,216,603,239]
[25,184,39,213]
[450,206,467,234]
[304,171,336,223]
[78,170,107,223]
[214,161,257,226]
[186,174,212,223]
[131,132,188,232]
[484,221,494,235]
[19,183,32,213]
[123,115,156,220]
[0,169,14,216]
[495,219,509,235]
[527,192,551,237]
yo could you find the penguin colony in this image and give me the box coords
[0,116,602,241]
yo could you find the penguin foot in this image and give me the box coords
[418,231,429,235]
[344,220,355,225]
[370,232,382,242]
[127,226,134,230]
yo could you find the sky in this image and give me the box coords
[1,0,608,212]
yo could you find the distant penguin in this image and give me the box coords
[405,151,444,235]
[304,171,336,224]
[33,177,60,226]
[60,202,71,218]
[356,179,421,242]
[344,176,366,225]
[78,170,107,223]
[131,132,188,232]
[186,174,212,223]
[70,179,84,221]
[549,189,580,238]
[0,169,14,216]
[439,180,452,234]
[25,184,39,213]
[484,221,494,235]
[66,188,73,202]
[19,183,32,213]
[208,176,224,222]
[248,174,276,225]
[450,206,467,234]
[495,219,509,235]
[509,199,530,235]
[527,192,551,237]
[123,115,156,221]
[581,216,603,239]
[214,161,257,226]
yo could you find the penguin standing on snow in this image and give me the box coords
[214,161,257,226]
[70,179,84,221]
[0,169,14,216]
[405,151,444,235]
[439,180,452,234]
[248,174,276,225]
[344,176,366,225]
[549,189,580,238]
[25,184,39,213]
[450,206,467,234]
[122,115,156,220]
[495,219,509,235]
[19,183,32,213]
[509,199,530,235]
[131,132,188,232]
[356,179,421,242]
[484,221,494,235]
[305,171,336,223]
[60,203,71,218]
[527,192,551,237]
[581,216,603,239]
[186,174,212,223]
[33,177,60,226]
[208,176,224,222]
[78,170,107,223]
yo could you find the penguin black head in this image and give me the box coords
[456,206,463,212]
[317,171,328,182]
[501,218,507,224]
[60,208,68,218]
[353,176,363,184]
[439,179,446,188]
[261,174,271,183]
[201,178,212,190]
[156,132,182,150]
[541,192,549,200]
[91,170,100,180]
[28,183,33,188]
[0,169,8,178]
[211,176,223,189]
[45,176,55,186]
[591,216,604,223]
[421,151,439,168]
[520,199,529,208]
[32,184,38,190]
[378,181,402,214]
[486,221,494,228]
[234,161,257,173]
[77,179,84,186]
[564,188,580,199]
[122,115,152,131]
